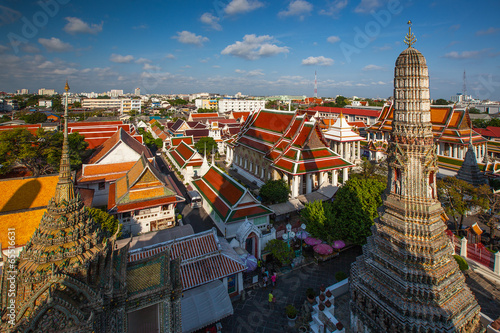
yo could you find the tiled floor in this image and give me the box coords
[220,247,362,333]
[220,247,500,333]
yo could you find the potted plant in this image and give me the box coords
[319,293,326,302]
[318,302,325,311]
[320,284,326,293]
[285,304,297,327]
[325,299,332,308]
[326,289,332,298]
[306,288,316,304]
[336,322,344,331]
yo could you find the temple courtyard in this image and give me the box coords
[219,247,500,333]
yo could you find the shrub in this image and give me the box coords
[335,271,347,282]
[453,255,469,271]
[306,288,316,299]
[264,239,295,266]
[285,304,297,319]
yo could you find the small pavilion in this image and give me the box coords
[323,113,364,164]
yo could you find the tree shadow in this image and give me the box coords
[1,179,42,213]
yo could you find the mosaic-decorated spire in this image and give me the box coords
[350,24,483,333]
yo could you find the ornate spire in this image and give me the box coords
[404,20,417,48]
[54,80,74,203]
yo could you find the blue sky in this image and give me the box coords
[0,0,499,100]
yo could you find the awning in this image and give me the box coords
[181,280,233,333]
[269,198,305,216]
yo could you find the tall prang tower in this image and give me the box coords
[349,22,483,333]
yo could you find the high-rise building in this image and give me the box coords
[135,87,141,96]
[350,23,483,332]
[38,88,56,96]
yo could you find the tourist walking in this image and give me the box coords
[268,291,274,310]
[271,273,277,287]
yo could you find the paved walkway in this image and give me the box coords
[220,247,363,333]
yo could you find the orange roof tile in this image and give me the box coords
[0,175,58,213]
[0,209,45,248]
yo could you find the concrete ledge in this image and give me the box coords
[327,278,349,298]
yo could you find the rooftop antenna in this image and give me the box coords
[463,70,467,102]
[314,71,318,98]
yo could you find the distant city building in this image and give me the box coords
[218,99,265,113]
[16,88,29,95]
[3,99,18,111]
[195,98,218,110]
[135,87,141,96]
[82,98,141,114]
[38,99,53,108]
[38,88,56,96]
[475,103,500,114]
[108,89,124,98]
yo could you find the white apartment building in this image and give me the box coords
[108,89,124,98]
[135,88,141,96]
[38,100,53,108]
[218,99,266,113]
[82,98,142,113]
[195,99,218,110]
[16,89,29,95]
[38,88,56,96]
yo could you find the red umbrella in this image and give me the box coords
[313,244,334,255]
[304,237,322,246]
[332,240,346,249]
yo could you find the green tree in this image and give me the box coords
[437,177,490,232]
[468,107,481,114]
[434,98,449,105]
[335,96,348,107]
[194,137,217,156]
[21,112,47,124]
[73,101,81,108]
[51,96,63,113]
[0,128,90,176]
[341,176,386,220]
[263,239,295,266]
[259,179,290,204]
[301,200,338,242]
[197,108,215,113]
[87,207,121,238]
[137,127,159,150]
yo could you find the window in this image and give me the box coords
[98,182,105,190]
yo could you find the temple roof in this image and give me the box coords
[77,161,137,184]
[368,103,488,145]
[87,127,153,164]
[167,141,203,169]
[127,228,245,291]
[456,140,488,186]
[323,113,365,142]
[170,136,194,148]
[233,109,353,175]
[108,155,184,213]
[192,166,272,223]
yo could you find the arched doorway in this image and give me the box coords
[245,232,259,258]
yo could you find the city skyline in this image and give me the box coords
[0,0,499,99]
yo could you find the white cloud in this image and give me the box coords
[143,63,161,71]
[53,67,78,75]
[132,24,148,30]
[212,65,221,68]
[225,0,264,15]
[0,44,8,53]
[302,56,334,66]
[371,81,386,85]
[38,37,72,52]
[135,57,151,64]
[221,34,289,60]
[110,53,134,63]
[235,69,246,74]
[354,0,383,13]
[200,13,222,31]
[172,31,209,46]
[247,69,264,76]
[443,50,488,59]
[327,35,340,44]
[319,0,348,17]
[373,44,392,51]
[21,44,40,53]
[476,27,500,36]
[278,0,313,20]
[363,64,383,71]
[165,53,176,59]
[449,24,460,31]
[63,17,103,35]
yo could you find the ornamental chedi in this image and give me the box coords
[0,82,183,332]
[350,22,484,332]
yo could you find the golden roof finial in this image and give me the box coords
[64,80,70,92]
[404,20,417,48]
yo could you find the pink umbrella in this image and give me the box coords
[313,244,334,255]
[305,237,322,246]
[332,240,346,249]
